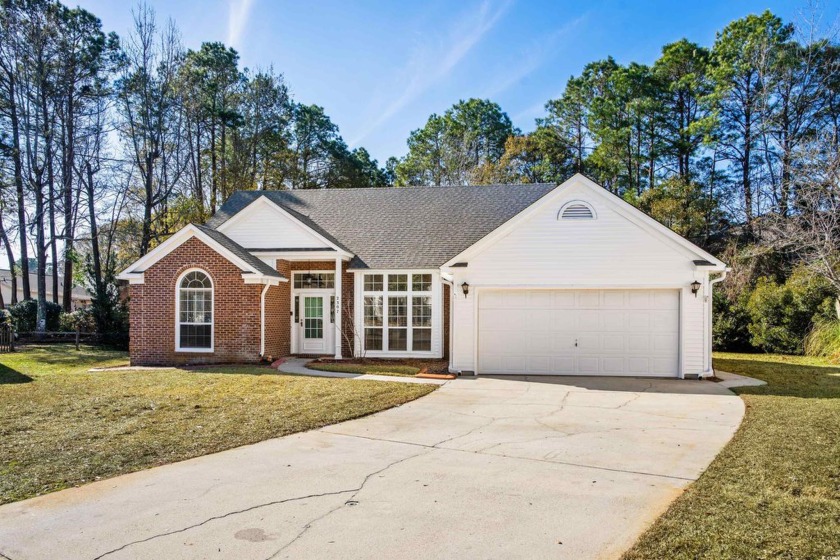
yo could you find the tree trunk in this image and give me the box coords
[8,77,31,300]
[47,142,58,304]
[139,151,155,256]
[0,215,17,305]
[62,90,76,312]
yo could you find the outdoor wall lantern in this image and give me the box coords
[690,280,701,297]
[461,282,470,298]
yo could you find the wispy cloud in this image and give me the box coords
[349,0,513,147]
[227,0,256,51]
[481,14,588,100]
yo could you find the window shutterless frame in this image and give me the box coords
[361,272,433,353]
[175,268,214,352]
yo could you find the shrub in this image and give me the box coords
[7,299,62,332]
[745,269,835,354]
[59,308,97,332]
[804,319,840,363]
[713,289,754,352]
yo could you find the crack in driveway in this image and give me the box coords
[92,488,358,559]
[265,450,430,559]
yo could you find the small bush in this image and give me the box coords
[804,319,840,363]
[7,299,62,332]
[59,308,97,332]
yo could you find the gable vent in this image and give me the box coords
[560,202,595,220]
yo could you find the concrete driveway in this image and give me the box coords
[0,375,743,560]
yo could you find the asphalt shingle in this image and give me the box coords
[206,184,559,269]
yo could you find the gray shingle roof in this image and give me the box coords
[194,224,284,278]
[206,184,559,269]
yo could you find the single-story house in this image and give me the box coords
[0,270,92,310]
[118,174,728,378]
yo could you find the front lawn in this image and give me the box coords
[0,345,435,505]
[623,352,840,559]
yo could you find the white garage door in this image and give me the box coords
[478,289,680,377]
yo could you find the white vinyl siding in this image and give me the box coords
[449,181,713,377]
[218,197,329,249]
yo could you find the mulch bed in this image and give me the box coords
[311,357,450,375]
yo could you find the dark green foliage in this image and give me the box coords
[712,290,753,352]
[744,270,835,354]
[7,300,62,332]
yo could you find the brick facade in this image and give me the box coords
[442,282,450,360]
[129,242,455,364]
[129,237,263,366]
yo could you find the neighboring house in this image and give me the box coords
[0,270,91,310]
[118,174,728,378]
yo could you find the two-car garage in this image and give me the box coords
[477,289,681,377]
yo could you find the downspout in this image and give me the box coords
[705,269,729,376]
[259,283,270,358]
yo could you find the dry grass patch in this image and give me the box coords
[623,352,840,559]
[0,345,435,505]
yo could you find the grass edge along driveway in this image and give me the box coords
[622,352,840,560]
[0,345,435,505]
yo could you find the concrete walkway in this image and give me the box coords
[276,357,448,385]
[714,369,768,389]
[0,375,744,560]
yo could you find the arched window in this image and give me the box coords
[176,269,213,351]
[558,200,596,220]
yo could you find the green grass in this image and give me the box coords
[623,352,840,560]
[0,345,435,505]
[306,361,420,377]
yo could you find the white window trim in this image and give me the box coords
[175,268,214,353]
[355,270,442,358]
[291,270,336,289]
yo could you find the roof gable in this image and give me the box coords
[208,184,558,269]
[117,224,285,284]
[443,174,726,269]
[216,195,349,253]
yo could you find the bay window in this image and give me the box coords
[362,272,434,353]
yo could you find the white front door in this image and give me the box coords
[295,292,334,354]
[477,289,680,376]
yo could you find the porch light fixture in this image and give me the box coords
[690,280,701,297]
[461,282,470,298]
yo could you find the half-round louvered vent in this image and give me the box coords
[559,202,595,220]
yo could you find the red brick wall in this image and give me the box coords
[129,237,263,366]
[262,259,291,360]
[442,282,450,360]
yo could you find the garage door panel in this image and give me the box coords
[551,291,576,308]
[552,311,576,331]
[528,333,553,354]
[602,310,626,331]
[578,312,599,330]
[479,289,680,377]
[577,291,601,308]
[577,356,601,374]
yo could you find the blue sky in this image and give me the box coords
[76,0,839,164]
